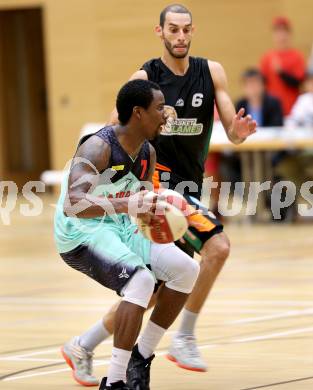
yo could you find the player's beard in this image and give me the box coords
[163,37,190,59]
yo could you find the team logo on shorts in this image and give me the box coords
[161,105,203,136]
[118,267,130,279]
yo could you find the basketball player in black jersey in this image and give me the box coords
[62,4,257,386]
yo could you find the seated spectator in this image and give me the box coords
[285,70,313,127]
[276,71,313,193]
[219,68,284,221]
[221,67,284,184]
[236,68,283,127]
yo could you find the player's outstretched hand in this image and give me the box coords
[229,108,257,142]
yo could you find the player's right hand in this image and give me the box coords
[128,190,166,221]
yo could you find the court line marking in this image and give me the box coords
[2,358,111,381]
[240,375,313,389]
[233,326,313,343]
[1,304,312,334]
[228,307,313,325]
[3,325,313,382]
[0,342,109,360]
[0,348,60,360]
[0,331,175,360]
[0,343,62,356]
[0,297,118,305]
[0,307,279,315]
[0,357,64,362]
[0,362,67,382]
[1,298,313,306]
[0,307,127,312]
[2,307,313,360]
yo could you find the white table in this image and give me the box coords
[210,123,313,219]
[42,123,313,215]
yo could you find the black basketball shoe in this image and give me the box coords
[99,377,131,389]
[126,344,155,390]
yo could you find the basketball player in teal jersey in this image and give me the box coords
[62,5,257,386]
[55,80,200,389]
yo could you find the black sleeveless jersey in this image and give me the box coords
[78,126,151,184]
[141,57,215,192]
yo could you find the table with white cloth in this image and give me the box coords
[209,122,313,219]
[41,123,313,220]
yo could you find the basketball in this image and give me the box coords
[136,195,188,244]
[158,188,190,216]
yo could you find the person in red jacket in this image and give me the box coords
[260,16,306,115]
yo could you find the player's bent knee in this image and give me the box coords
[166,256,200,294]
[202,233,230,263]
[215,239,230,261]
[184,259,200,291]
[121,268,155,309]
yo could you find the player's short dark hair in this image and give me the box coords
[241,68,264,83]
[159,4,192,27]
[116,79,161,125]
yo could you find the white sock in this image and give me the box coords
[79,319,110,351]
[138,320,166,359]
[177,308,198,336]
[107,347,131,385]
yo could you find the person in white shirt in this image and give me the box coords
[285,71,313,127]
[275,71,313,214]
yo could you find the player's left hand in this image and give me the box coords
[229,108,257,142]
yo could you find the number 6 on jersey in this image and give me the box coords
[192,93,203,107]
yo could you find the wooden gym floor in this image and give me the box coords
[1,195,313,389]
